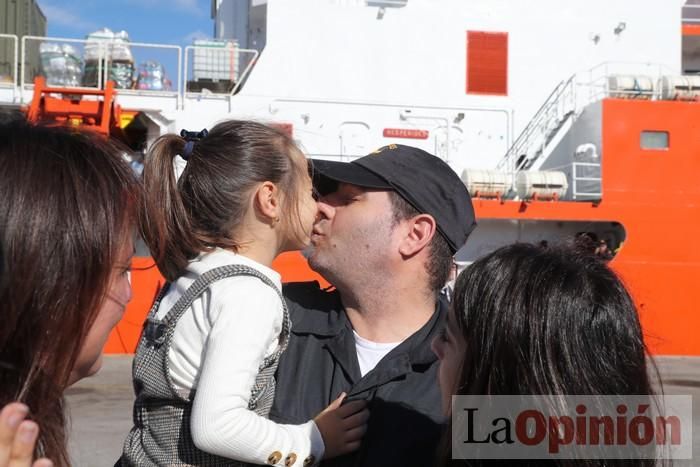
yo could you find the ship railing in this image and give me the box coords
[577,61,675,103]
[571,162,602,201]
[5,35,261,111]
[182,44,259,111]
[497,61,674,198]
[20,36,105,100]
[0,34,18,103]
[110,41,182,108]
[682,3,700,23]
[496,75,576,177]
[19,36,182,107]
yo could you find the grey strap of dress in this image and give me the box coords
[143,264,291,368]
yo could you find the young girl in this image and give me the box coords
[120,121,367,466]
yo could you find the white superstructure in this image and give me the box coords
[0,0,686,176]
[194,0,682,173]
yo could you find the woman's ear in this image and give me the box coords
[398,214,437,257]
[253,181,281,222]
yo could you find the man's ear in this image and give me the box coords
[253,181,281,221]
[398,214,437,257]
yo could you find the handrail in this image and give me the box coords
[0,34,18,102]
[499,79,565,169]
[20,35,181,104]
[584,60,675,77]
[582,61,672,102]
[572,161,602,200]
[496,76,575,174]
[182,44,258,111]
[497,60,674,186]
[110,40,182,99]
[681,2,700,23]
[21,34,111,101]
[229,48,259,97]
[5,33,679,120]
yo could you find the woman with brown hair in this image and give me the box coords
[0,121,140,467]
[432,243,661,467]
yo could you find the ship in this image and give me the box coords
[0,0,698,357]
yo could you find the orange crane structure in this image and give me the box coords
[26,76,123,136]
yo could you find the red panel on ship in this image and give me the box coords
[466,31,508,95]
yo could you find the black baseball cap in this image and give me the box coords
[311,144,476,254]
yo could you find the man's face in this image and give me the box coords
[306,183,396,286]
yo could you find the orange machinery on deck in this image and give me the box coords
[26,76,123,135]
[106,97,700,356]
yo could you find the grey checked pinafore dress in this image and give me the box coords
[119,265,291,466]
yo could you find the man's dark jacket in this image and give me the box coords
[270,282,446,467]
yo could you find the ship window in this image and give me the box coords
[466,31,508,96]
[640,131,669,150]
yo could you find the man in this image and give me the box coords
[270,144,476,466]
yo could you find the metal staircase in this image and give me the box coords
[496,75,577,176]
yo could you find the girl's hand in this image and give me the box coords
[0,403,53,467]
[313,393,369,459]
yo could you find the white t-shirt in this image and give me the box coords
[352,330,401,377]
[156,248,324,465]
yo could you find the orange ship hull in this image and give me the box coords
[104,252,330,354]
[106,98,700,356]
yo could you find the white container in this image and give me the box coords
[658,75,700,101]
[461,169,510,198]
[607,75,654,99]
[193,39,238,81]
[515,171,568,200]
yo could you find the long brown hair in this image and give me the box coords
[0,121,139,466]
[141,120,308,281]
[439,243,659,467]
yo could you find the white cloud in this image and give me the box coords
[183,30,211,44]
[38,2,98,32]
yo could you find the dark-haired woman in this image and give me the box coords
[0,121,140,467]
[432,243,660,467]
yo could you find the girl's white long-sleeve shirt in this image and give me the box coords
[155,248,324,465]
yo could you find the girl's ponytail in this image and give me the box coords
[141,120,310,282]
[140,134,200,281]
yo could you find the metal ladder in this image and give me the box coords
[496,74,577,178]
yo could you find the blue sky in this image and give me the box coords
[38,0,214,47]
